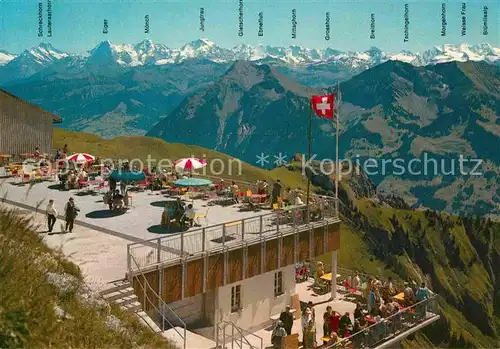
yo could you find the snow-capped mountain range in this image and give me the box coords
[1,39,499,68]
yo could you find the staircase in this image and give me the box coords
[100,279,164,333]
[100,279,142,313]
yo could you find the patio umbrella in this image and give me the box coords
[66,153,95,163]
[110,170,146,182]
[173,157,207,171]
[174,178,212,187]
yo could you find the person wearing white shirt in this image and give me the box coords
[184,204,196,227]
[46,199,58,233]
[295,196,304,205]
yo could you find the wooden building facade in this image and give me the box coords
[0,89,61,155]
[132,220,341,310]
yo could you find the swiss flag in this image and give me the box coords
[311,94,335,119]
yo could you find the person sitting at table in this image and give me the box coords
[352,319,364,334]
[113,190,124,210]
[183,204,196,227]
[256,180,263,194]
[379,304,390,318]
[403,282,416,306]
[314,262,325,286]
[384,276,396,296]
[173,198,185,220]
[352,273,362,290]
[281,187,291,205]
[104,191,113,210]
[328,331,341,346]
[294,195,304,205]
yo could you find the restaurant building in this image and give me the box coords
[0,89,61,156]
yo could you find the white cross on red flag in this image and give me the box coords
[311,94,335,119]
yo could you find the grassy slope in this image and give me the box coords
[53,128,308,190]
[0,207,174,349]
[353,198,499,348]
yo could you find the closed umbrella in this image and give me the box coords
[173,157,207,171]
[66,153,95,163]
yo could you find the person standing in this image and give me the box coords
[46,199,58,233]
[271,320,287,348]
[279,305,294,335]
[271,179,282,205]
[64,197,79,233]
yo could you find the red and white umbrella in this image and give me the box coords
[66,153,95,163]
[173,157,207,171]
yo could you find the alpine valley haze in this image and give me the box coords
[1,40,499,219]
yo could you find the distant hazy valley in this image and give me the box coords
[1,40,499,219]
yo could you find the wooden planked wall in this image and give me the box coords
[132,221,341,306]
[0,90,56,155]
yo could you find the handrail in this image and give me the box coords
[129,253,187,349]
[229,321,263,349]
[216,320,263,349]
[324,294,439,349]
[127,202,340,271]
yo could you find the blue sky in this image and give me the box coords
[0,0,498,54]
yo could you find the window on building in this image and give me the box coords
[231,285,241,312]
[274,271,284,296]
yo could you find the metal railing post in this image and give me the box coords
[180,232,184,256]
[231,325,235,349]
[276,211,280,232]
[241,220,245,240]
[142,274,147,309]
[223,224,227,246]
[202,228,206,252]
[223,326,226,349]
[157,238,161,263]
[259,215,263,234]
[126,244,132,276]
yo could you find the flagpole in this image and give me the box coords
[306,100,312,207]
[335,81,340,217]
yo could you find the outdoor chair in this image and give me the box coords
[194,208,209,226]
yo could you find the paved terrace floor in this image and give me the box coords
[0,201,128,288]
[0,177,268,242]
[0,177,338,270]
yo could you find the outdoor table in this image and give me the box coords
[365,315,377,324]
[320,273,342,282]
[392,292,405,304]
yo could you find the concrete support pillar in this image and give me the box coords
[331,250,338,300]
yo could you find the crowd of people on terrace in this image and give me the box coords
[271,261,435,348]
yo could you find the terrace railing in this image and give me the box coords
[216,321,263,349]
[324,295,439,348]
[127,199,339,272]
